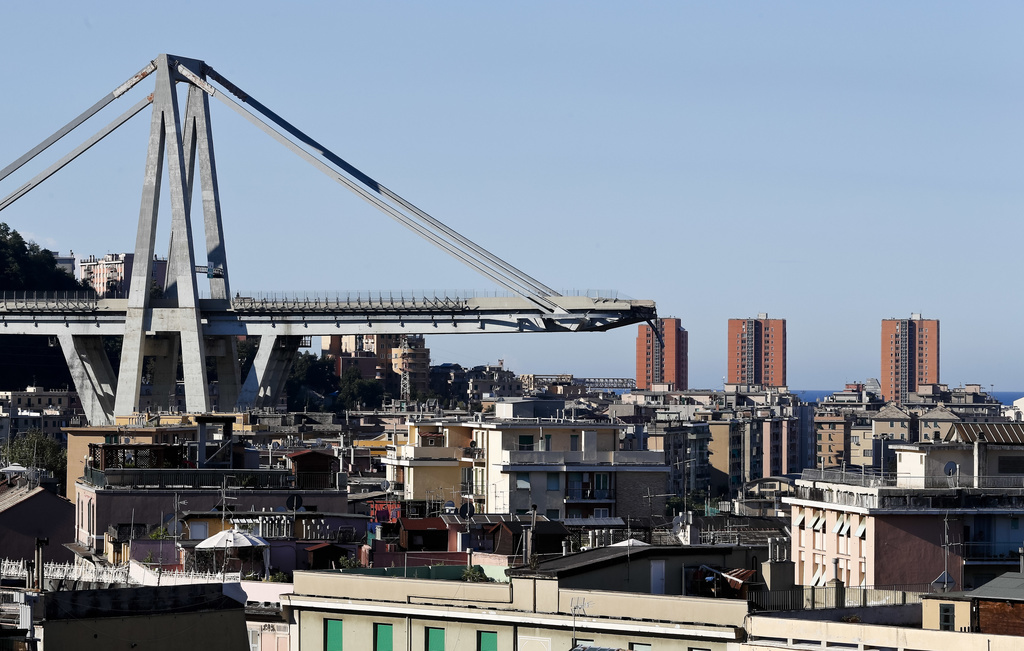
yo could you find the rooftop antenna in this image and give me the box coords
[570,597,592,646]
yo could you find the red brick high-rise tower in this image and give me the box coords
[726,313,787,387]
[881,313,939,404]
[636,318,688,390]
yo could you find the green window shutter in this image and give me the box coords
[478,631,497,651]
[325,619,343,651]
[375,623,393,651]
[426,627,445,651]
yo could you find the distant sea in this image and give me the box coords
[795,389,1024,406]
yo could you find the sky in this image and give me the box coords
[0,2,1021,391]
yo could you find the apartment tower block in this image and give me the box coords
[727,313,787,387]
[881,313,939,404]
[636,318,688,390]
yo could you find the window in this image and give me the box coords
[545,509,560,520]
[325,619,343,651]
[939,604,955,631]
[594,507,610,518]
[547,473,559,491]
[516,473,530,490]
[426,627,445,651]
[594,473,610,498]
[374,623,393,651]
[477,631,497,651]
[630,645,652,651]
[518,435,534,451]
[570,434,580,451]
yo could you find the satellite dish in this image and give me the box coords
[459,502,476,520]
[469,440,477,448]
[443,500,456,513]
[944,461,959,477]
[381,480,391,491]
[297,506,306,512]
[286,494,304,511]
[271,442,280,450]
[274,506,287,512]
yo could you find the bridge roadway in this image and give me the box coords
[0,55,659,426]
[0,292,655,337]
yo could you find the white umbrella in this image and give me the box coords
[195,528,268,549]
[1,463,27,474]
[195,529,270,579]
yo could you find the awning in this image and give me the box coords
[855,521,866,538]
[832,514,845,534]
[840,517,851,536]
[793,511,805,527]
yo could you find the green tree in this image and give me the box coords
[0,223,92,390]
[6,429,67,494]
[285,351,338,411]
[0,222,86,291]
[335,366,384,411]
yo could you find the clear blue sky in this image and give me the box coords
[0,2,1020,390]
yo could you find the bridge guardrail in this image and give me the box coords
[0,291,98,311]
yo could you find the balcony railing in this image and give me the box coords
[502,449,665,467]
[565,488,615,501]
[82,467,339,490]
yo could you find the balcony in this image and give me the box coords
[565,487,615,502]
[501,449,664,468]
[386,445,463,463]
[82,467,341,490]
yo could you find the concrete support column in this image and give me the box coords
[238,334,302,410]
[148,335,180,411]
[56,333,116,426]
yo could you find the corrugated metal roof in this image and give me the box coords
[946,422,1024,444]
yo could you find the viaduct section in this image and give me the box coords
[0,55,657,426]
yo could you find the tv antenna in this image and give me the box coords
[570,597,592,646]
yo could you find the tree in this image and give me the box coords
[0,223,91,390]
[285,351,338,411]
[0,222,86,291]
[6,429,67,494]
[335,366,385,411]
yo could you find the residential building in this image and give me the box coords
[881,313,939,404]
[645,415,712,501]
[78,252,167,298]
[635,317,688,391]
[727,313,786,388]
[282,549,750,651]
[66,419,348,566]
[0,386,82,442]
[383,416,668,522]
[787,422,1024,590]
[323,334,430,397]
[0,583,248,650]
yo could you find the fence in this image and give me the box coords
[748,583,933,612]
[0,558,131,585]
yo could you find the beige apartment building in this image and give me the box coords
[787,422,1024,591]
[383,417,668,520]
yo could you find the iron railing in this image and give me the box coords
[83,467,339,490]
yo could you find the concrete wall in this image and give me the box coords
[744,612,1021,651]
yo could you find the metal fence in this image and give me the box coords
[0,559,131,585]
[748,583,933,612]
[0,290,98,311]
